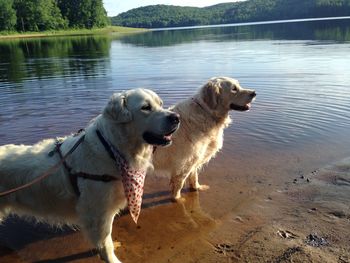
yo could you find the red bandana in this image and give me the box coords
[120,164,146,224]
[101,133,146,224]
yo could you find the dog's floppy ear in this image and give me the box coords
[103,93,132,123]
[201,80,221,109]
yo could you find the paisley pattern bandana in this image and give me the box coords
[98,131,146,224]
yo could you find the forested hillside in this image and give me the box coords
[111,0,350,28]
[0,0,109,32]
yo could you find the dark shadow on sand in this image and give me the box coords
[33,250,98,263]
[0,188,205,262]
[0,245,14,257]
[0,216,75,251]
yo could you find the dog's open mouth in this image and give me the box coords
[143,127,178,146]
[230,103,251,111]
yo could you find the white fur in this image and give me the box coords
[153,77,256,200]
[0,88,176,263]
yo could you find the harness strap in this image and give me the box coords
[73,172,118,182]
[56,145,78,196]
[95,129,131,173]
[96,129,117,161]
[0,129,121,198]
[56,132,118,196]
[0,134,85,197]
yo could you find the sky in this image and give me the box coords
[104,1,242,17]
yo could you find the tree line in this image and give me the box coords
[0,0,109,32]
[111,0,350,28]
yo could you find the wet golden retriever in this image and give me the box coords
[153,77,256,201]
[0,88,180,263]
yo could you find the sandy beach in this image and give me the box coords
[1,143,349,263]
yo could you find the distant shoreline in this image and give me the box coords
[151,16,350,31]
[2,17,349,40]
[0,26,147,40]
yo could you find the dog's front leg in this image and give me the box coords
[78,210,120,263]
[170,172,188,201]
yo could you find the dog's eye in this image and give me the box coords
[231,86,238,92]
[141,104,152,111]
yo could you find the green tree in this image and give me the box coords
[57,0,109,28]
[91,0,110,28]
[14,0,68,31]
[0,0,17,31]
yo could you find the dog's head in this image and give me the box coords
[103,88,179,146]
[200,77,256,115]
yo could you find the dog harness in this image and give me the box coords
[54,129,146,224]
[54,131,118,196]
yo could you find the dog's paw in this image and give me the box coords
[172,196,186,203]
[99,252,122,263]
[193,184,210,191]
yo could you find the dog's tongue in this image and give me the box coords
[121,169,146,224]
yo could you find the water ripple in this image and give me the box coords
[0,24,350,152]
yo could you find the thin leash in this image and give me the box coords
[0,133,85,197]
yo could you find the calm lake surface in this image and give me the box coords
[1,18,350,162]
[1,18,350,263]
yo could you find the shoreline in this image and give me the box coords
[136,16,350,31]
[1,153,349,262]
[2,16,349,40]
[0,26,147,40]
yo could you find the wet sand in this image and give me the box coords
[1,145,350,263]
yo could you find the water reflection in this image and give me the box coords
[0,36,111,83]
[120,19,350,47]
[0,19,349,150]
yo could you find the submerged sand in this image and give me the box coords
[1,150,350,263]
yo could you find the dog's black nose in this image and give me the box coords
[251,91,257,98]
[168,113,180,124]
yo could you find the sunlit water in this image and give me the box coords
[1,18,350,159]
[1,18,350,262]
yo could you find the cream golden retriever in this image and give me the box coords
[0,88,180,263]
[153,77,256,201]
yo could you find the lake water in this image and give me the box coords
[1,18,350,263]
[1,18,350,158]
